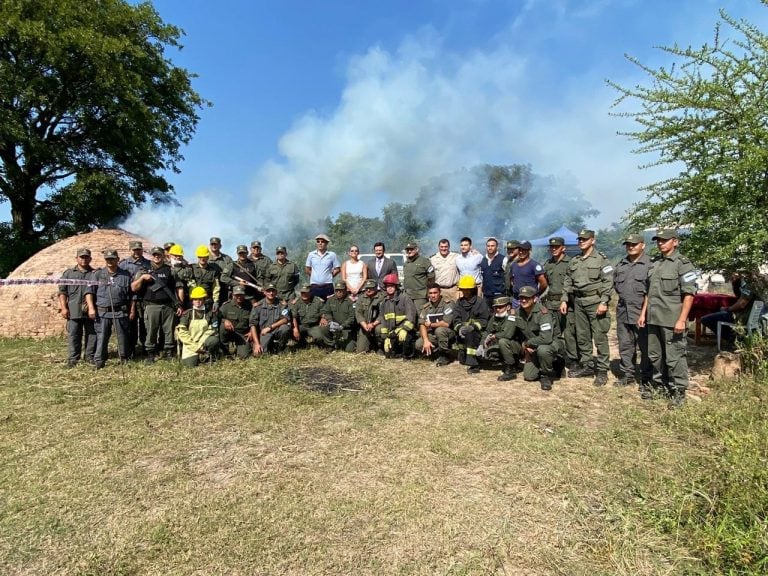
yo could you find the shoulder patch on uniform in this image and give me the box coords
[535,264,543,272]
[540,322,552,331]
[444,307,453,315]
[281,308,290,316]
[602,265,613,274]
[682,271,698,282]
[427,265,435,273]
[507,315,516,321]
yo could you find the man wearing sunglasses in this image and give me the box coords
[305,233,341,299]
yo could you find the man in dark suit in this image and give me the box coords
[366,241,398,290]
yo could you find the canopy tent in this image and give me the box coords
[528,225,580,247]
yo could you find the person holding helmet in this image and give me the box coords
[452,275,490,374]
[177,244,222,311]
[176,286,221,367]
[479,295,513,377]
[379,272,418,359]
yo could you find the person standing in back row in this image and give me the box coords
[402,242,435,309]
[305,233,341,300]
[59,248,97,367]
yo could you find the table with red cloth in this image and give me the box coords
[688,293,738,343]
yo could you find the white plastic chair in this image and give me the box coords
[717,300,764,351]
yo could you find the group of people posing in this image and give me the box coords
[58,228,699,407]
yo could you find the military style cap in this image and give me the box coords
[315,233,330,242]
[652,229,678,241]
[76,248,91,257]
[264,283,277,291]
[163,242,175,251]
[506,240,520,249]
[577,229,595,239]
[103,249,118,259]
[150,246,164,255]
[548,237,565,246]
[623,233,645,245]
[299,283,312,293]
[275,246,287,253]
[232,285,246,295]
[363,279,378,290]
[405,242,418,249]
[209,236,221,244]
[334,280,347,290]
[518,241,532,251]
[236,244,248,254]
[129,241,143,250]
[251,240,262,248]
[519,286,537,298]
[492,296,510,307]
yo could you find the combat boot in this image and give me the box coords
[435,354,452,367]
[568,364,595,378]
[467,365,480,375]
[593,371,608,386]
[614,374,633,387]
[540,374,553,391]
[497,366,517,381]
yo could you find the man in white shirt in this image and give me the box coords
[455,236,483,291]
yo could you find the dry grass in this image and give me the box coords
[0,336,752,575]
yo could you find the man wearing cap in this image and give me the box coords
[316,280,357,351]
[355,279,385,353]
[176,245,222,311]
[88,249,135,369]
[509,241,548,301]
[248,241,273,294]
[217,285,254,359]
[222,245,260,301]
[429,239,460,302]
[119,240,151,359]
[366,242,397,290]
[402,242,435,309]
[613,233,652,387]
[250,283,292,355]
[561,229,613,385]
[207,237,233,304]
[502,240,521,295]
[380,272,418,359]
[416,284,455,365]
[130,246,183,363]
[481,296,516,380]
[543,236,578,371]
[305,233,341,300]
[498,285,561,390]
[639,229,697,407]
[59,248,97,367]
[291,284,325,346]
[480,237,506,309]
[266,246,301,304]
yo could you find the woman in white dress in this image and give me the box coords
[341,244,367,301]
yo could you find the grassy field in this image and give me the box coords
[1,337,766,575]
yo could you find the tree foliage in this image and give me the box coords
[610,4,768,274]
[0,0,208,273]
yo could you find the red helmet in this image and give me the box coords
[382,273,399,286]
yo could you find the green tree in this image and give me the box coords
[610,4,768,274]
[0,0,207,273]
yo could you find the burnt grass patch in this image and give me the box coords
[285,365,364,394]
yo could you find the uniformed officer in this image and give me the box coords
[249,283,292,355]
[119,240,151,358]
[480,295,518,380]
[130,246,183,363]
[402,242,436,309]
[291,284,325,346]
[217,285,254,359]
[415,284,455,365]
[543,236,578,372]
[613,233,652,387]
[317,280,357,351]
[266,246,301,304]
[560,229,613,386]
[88,249,135,369]
[221,245,260,301]
[355,280,384,353]
[207,236,233,304]
[639,229,697,407]
[177,245,223,311]
[452,275,490,374]
[498,285,561,390]
[58,248,97,367]
[380,272,418,359]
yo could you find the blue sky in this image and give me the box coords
[29,1,768,249]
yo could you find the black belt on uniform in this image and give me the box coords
[574,290,599,297]
[98,305,128,313]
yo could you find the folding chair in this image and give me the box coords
[717,300,764,351]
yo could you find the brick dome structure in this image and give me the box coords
[0,228,156,338]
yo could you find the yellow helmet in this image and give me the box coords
[189,286,208,299]
[195,245,210,258]
[457,275,476,289]
[168,244,184,256]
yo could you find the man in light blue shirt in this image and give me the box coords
[305,233,341,299]
[456,236,484,289]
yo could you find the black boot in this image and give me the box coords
[435,354,451,367]
[497,366,517,381]
[568,363,595,378]
[540,374,553,391]
[593,371,608,386]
